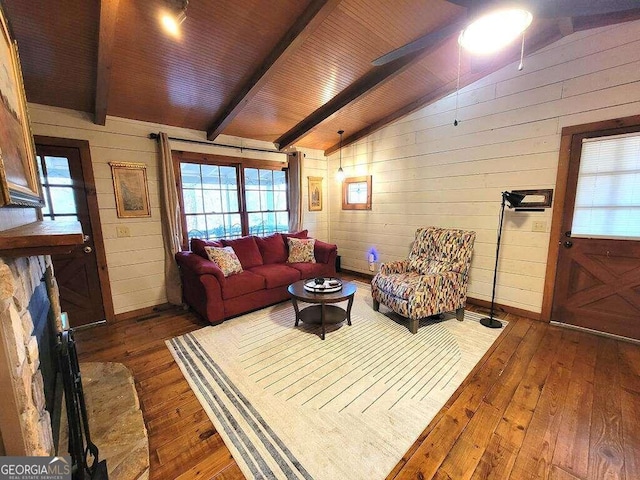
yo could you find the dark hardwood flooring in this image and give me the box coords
[74,278,640,479]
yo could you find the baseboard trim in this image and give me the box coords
[466,297,541,322]
[340,268,374,280]
[114,303,174,323]
[340,269,541,322]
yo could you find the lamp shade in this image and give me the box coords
[504,191,525,208]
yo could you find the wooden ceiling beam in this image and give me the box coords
[206,0,341,141]
[275,20,466,151]
[94,0,120,125]
[323,25,567,156]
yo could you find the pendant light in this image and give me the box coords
[336,130,345,182]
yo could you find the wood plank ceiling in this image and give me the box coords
[3,0,640,154]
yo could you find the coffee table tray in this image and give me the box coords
[303,278,342,293]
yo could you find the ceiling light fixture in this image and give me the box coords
[161,0,188,37]
[336,130,345,183]
[458,7,532,55]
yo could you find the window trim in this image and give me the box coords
[172,151,289,249]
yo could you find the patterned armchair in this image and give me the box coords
[371,227,476,334]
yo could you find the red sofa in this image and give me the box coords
[176,231,338,324]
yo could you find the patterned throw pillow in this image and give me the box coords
[204,246,243,277]
[287,238,316,263]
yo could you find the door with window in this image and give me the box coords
[551,123,640,340]
[35,141,108,327]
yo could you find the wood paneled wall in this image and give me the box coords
[298,147,329,239]
[327,20,640,314]
[28,105,326,315]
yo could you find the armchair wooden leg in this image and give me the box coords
[456,307,464,321]
[409,318,418,334]
[373,298,380,311]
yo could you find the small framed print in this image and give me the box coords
[308,176,323,211]
[110,162,151,218]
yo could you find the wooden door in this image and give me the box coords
[35,143,106,327]
[551,124,640,340]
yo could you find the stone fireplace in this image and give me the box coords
[0,254,63,455]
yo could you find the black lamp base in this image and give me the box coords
[480,317,503,329]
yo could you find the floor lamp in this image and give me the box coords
[480,191,526,329]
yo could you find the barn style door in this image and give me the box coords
[551,125,640,341]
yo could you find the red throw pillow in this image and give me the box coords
[221,236,263,269]
[190,238,223,259]
[255,233,287,264]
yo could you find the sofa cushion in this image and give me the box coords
[282,229,308,242]
[255,233,287,264]
[288,262,330,279]
[248,264,301,289]
[222,236,263,269]
[191,238,223,259]
[204,246,243,277]
[287,238,316,263]
[221,270,266,299]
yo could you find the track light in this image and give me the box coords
[161,0,188,37]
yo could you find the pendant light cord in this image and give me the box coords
[518,31,526,71]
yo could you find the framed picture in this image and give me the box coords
[109,162,151,218]
[308,176,323,211]
[342,175,372,210]
[0,5,43,207]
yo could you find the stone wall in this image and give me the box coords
[0,255,61,455]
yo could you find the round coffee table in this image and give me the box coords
[287,280,357,340]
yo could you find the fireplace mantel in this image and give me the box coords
[0,220,84,257]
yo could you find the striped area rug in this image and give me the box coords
[167,283,503,480]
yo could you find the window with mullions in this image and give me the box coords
[37,155,79,221]
[177,158,290,246]
[245,168,289,236]
[180,163,242,241]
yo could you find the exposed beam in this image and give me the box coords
[276,20,466,151]
[324,26,567,156]
[206,0,341,140]
[94,0,120,125]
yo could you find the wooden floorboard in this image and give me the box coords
[74,278,640,480]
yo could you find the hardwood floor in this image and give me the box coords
[74,286,640,479]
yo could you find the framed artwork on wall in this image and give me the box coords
[342,175,372,210]
[308,176,323,211]
[109,162,151,218]
[0,5,43,207]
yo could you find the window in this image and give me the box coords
[175,153,290,247]
[572,132,640,239]
[342,175,372,210]
[37,155,79,221]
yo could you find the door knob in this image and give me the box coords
[563,241,573,248]
[83,246,93,253]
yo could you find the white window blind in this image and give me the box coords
[572,132,640,239]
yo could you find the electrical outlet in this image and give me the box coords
[116,225,131,237]
[532,221,547,232]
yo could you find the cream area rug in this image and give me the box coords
[167,283,503,480]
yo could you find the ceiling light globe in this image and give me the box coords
[459,8,533,55]
[336,167,345,183]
